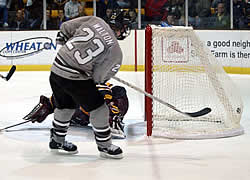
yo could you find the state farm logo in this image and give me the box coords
[0,37,56,58]
[167,41,184,54]
[162,38,190,63]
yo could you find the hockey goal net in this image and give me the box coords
[145,25,244,139]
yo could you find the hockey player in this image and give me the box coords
[23,84,129,139]
[71,84,129,139]
[42,10,131,158]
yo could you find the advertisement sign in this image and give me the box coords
[0,31,58,65]
[0,30,250,71]
[196,30,250,67]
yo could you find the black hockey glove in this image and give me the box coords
[96,83,113,105]
[23,95,54,123]
[56,31,68,46]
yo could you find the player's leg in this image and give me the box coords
[49,72,78,154]
[90,104,123,159]
[71,80,123,159]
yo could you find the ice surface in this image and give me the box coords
[0,71,250,180]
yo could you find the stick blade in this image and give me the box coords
[185,107,211,117]
[5,65,16,81]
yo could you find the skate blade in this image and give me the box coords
[99,152,123,159]
[50,149,78,155]
[111,133,126,139]
[111,129,126,139]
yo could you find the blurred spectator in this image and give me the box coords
[195,0,212,29]
[50,0,67,10]
[161,1,181,23]
[212,0,231,13]
[96,0,107,18]
[213,1,230,29]
[170,0,185,25]
[25,0,43,30]
[64,0,81,20]
[167,13,176,25]
[41,10,59,30]
[103,7,114,22]
[161,12,177,26]
[9,8,27,30]
[188,0,200,28]
[124,8,137,28]
[233,0,246,29]
[77,4,86,17]
[211,0,222,8]
[0,0,11,28]
[145,0,168,22]
[196,0,211,18]
[246,0,250,28]
[57,9,66,28]
[77,0,85,7]
[116,0,130,8]
[127,8,137,23]
[212,0,230,13]
[101,1,120,22]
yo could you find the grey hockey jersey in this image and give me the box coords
[51,16,123,84]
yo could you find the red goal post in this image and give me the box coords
[144,25,244,139]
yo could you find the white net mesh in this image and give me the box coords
[149,26,244,139]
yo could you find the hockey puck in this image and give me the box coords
[236,107,241,114]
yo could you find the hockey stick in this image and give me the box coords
[0,65,16,81]
[0,119,32,132]
[112,76,211,118]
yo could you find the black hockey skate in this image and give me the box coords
[49,129,78,154]
[98,144,123,159]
